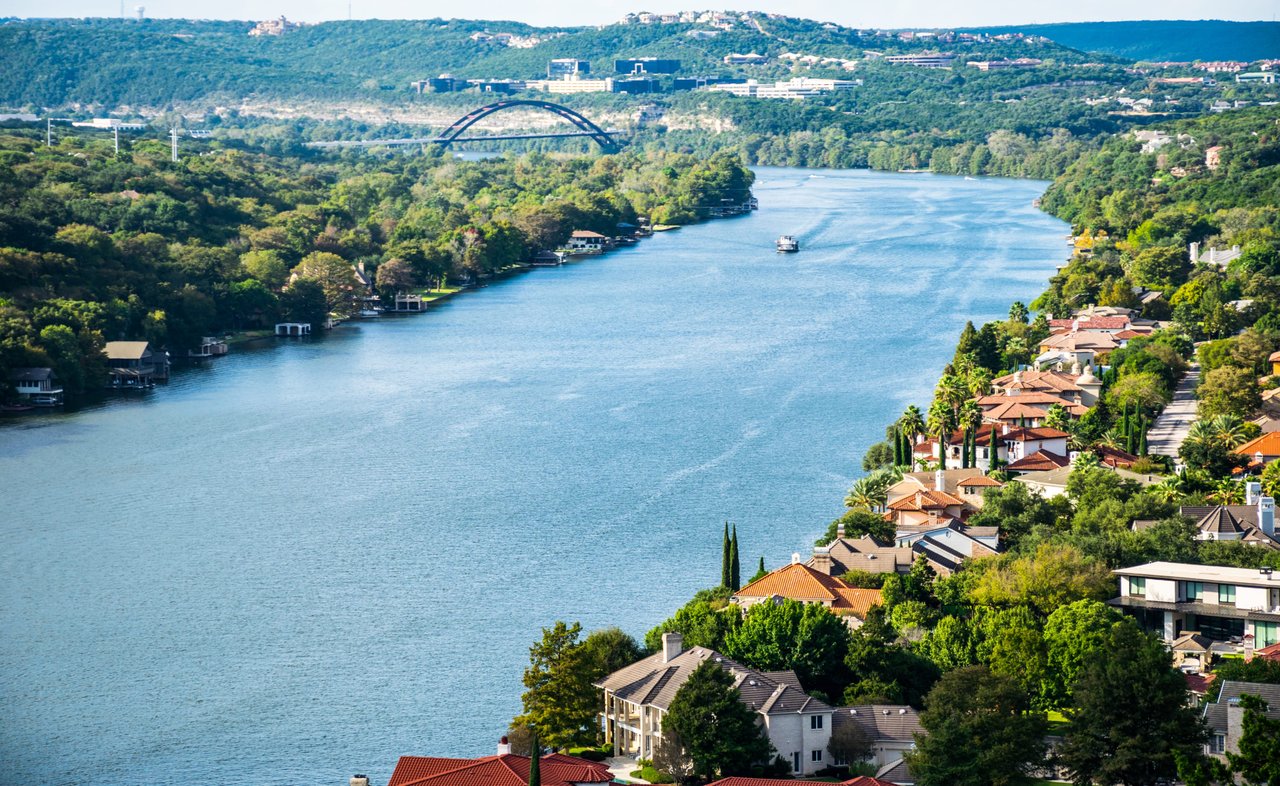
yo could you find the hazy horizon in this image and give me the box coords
[4,0,1277,28]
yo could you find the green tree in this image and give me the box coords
[528,729,540,786]
[240,249,290,290]
[664,660,774,781]
[1227,693,1280,785]
[729,525,740,592]
[906,665,1048,786]
[721,523,731,589]
[1198,365,1262,420]
[1041,600,1121,710]
[968,543,1113,616]
[1058,620,1208,786]
[645,587,739,652]
[279,279,329,331]
[374,257,416,301]
[827,719,873,768]
[581,627,644,681]
[723,598,852,699]
[750,557,767,583]
[292,251,357,315]
[513,621,599,751]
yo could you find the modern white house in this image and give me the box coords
[595,633,834,775]
[565,231,608,254]
[1110,561,1280,649]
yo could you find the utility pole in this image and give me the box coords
[113,127,120,155]
[169,126,179,162]
[47,117,52,147]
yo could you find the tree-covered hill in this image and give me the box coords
[0,15,1092,109]
[972,20,1280,62]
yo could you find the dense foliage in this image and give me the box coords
[0,130,752,400]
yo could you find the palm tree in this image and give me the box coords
[1185,419,1219,449]
[1095,429,1124,450]
[1208,479,1246,505]
[844,476,878,510]
[1072,451,1102,470]
[899,405,926,442]
[1151,476,1184,504]
[1208,414,1251,449]
[928,399,957,470]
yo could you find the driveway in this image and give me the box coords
[1147,363,1200,460]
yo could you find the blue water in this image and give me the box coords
[0,168,1067,786]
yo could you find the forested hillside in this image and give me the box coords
[974,20,1280,62]
[0,133,752,400]
[0,16,1089,108]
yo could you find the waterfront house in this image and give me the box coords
[6,367,63,405]
[1000,427,1070,464]
[596,633,835,775]
[392,294,427,312]
[532,251,562,267]
[992,367,1100,406]
[386,744,612,786]
[732,560,882,627]
[566,231,608,254]
[1202,681,1280,759]
[103,341,167,389]
[1110,561,1280,648]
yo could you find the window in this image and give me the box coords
[1257,622,1280,648]
[1184,581,1204,601]
[1129,577,1146,597]
[1218,584,1236,605]
[811,750,823,763]
[810,715,823,730]
[1210,734,1226,754]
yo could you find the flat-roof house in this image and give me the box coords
[596,633,835,775]
[1202,680,1280,760]
[6,367,63,405]
[386,746,612,786]
[1110,561,1280,648]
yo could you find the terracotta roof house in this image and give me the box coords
[1000,426,1071,464]
[387,748,611,786]
[885,488,969,528]
[982,400,1052,428]
[832,705,922,774]
[1202,680,1280,759]
[889,468,999,503]
[1004,449,1071,472]
[978,391,1089,417]
[1185,671,1217,702]
[1253,641,1280,661]
[733,561,883,625]
[1235,432,1280,467]
[596,634,835,775]
[1048,315,1133,333]
[1095,445,1141,468]
[992,367,1097,404]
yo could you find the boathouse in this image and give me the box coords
[103,341,167,389]
[275,322,312,337]
[392,294,427,312]
[7,367,63,405]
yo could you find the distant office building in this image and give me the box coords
[700,77,859,99]
[673,76,731,91]
[1236,72,1276,84]
[548,59,590,78]
[615,58,681,74]
[883,52,955,68]
[527,78,616,94]
[613,77,660,94]
[413,75,467,93]
[470,79,527,94]
[966,58,1041,71]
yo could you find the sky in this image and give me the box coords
[5,0,1276,27]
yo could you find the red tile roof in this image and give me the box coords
[1002,426,1070,442]
[734,563,883,618]
[1005,449,1071,472]
[1256,642,1280,661]
[1049,316,1131,329]
[1185,672,1217,695]
[1235,432,1280,458]
[388,754,611,786]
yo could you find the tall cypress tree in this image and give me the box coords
[970,430,979,468]
[721,522,731,589]
[528,728,540,786]
[989,424,1000,469]
[1138,417,1148,456]
[729,525,740,591]
[893,425,903,467]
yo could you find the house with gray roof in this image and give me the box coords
[595,633,834,775]
[1202,680,1280,759]
[830,705,920,776]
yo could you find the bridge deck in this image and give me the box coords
[307,130,624,149]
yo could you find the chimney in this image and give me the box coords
[497,736,512,755]
[1260,496,1275,537]
[1190,241,1200,264]
[934,469,945,492]
[836,521,846,539]
[662,632,683,663]
[813,546,832,574]
[791,552,801,564]
[352,777,370,786]
[1246,481,1261,506]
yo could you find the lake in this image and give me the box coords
[0,167,1068,786]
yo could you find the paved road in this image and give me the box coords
[1147,363,1200,459]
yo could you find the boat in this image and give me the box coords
[359,309,382,318]
[776,235,800,253]
[1,403,34,413]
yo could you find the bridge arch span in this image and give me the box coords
[436,100,619,152]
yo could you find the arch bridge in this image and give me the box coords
[306,100,621,153]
